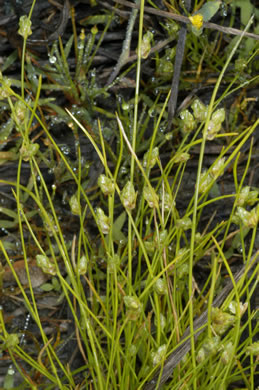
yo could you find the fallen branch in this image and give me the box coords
[143,251,259,389]
[111,0,259,41]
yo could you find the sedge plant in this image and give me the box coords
[0,1,258,389]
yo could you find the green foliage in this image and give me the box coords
[0,0,258,389]
[190,1,221,36]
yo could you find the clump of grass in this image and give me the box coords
[0,1,258,389]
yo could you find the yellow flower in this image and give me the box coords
[189,14,203,30]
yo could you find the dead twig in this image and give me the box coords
[167,0,191,128]
[111,0,259,41]
[26,0,70,45]
[143,251,259,389]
